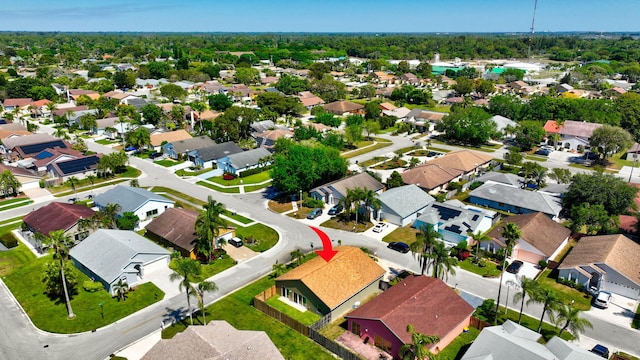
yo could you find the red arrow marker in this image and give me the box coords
[309,226,338,262]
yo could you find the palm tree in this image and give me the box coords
[344,187,365,226]
[99,203,122,229]
[67,176,78,195]
[194,236,213,263]
[195,280,218,325]
[512,276,537,324]
[399,324,440,360]
[494,222,521,324]
[468,230,490,265]
[272,263,287,277]
[550,303,592,340]
[44,230,75,319]
[169,258,201,325]
[428,241,458,281]
[0,170,21,197]
[113,279,129,301]
[195,196,227,261]
[86,174,96,198]
[410,225,442,275]
[290,249,303,266]
[527,286,560,333]
[361,188,381,222]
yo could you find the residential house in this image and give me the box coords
[145,207,235,259]
[94,185,175,222]
[2,133,58,153]
[404,108,447,132]
[225,84,251,101]
[93,117,120,136]
[13,139,72,160]
[322,100,365,116]
[149,130,192,151]
[625,143,640,161]
[310,172,384,206]
[70,229,170,295]
[489,115,518,135]
[23,146,83,173]
[67,89,100,104]
[461,320,602,360]
[250,120,277,134]
[400,73,420,85]
[543,120,603,151]
[0,163,40,190]
[558,234,640,299]
[162,136,217,160]
[51,105,89,120]
[22,202,96,251]
[475,171,523,187]
[188,141,244,169]
[382,106,411,119]
[2,98,33,112]
[275,246,385,318]
[401,163,465,194]
[141,320,284,360]
[555,83,574,93]
[378,102,396,112]
[297,91,325,109]
[346,275,474,358]
[376,184,435,226]
[254,128,294,150]
[28,99,53,118]
[486,212,570,264]
[468,181,563,220]
[122,97,149,111]
[217,147,272,176]
[102,90,137,104]
[65,108,100,127]
[47,154,101,182]
[370,71,397,84]
[414,200,494,247]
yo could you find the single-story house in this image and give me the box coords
[93,117,120,136]
[490,115,517,135]
[162,136,217,160]
[468,181,563,220]
[625,143,640,161]
[275,246,385,319]
[428,149,493,174]
[486,212,571,264]
[2,98,32,112]
[102,90,137,104]
[14,139,71,159]
[254,129,294,149]
[558,234,640,299]
[217,147,272,176]
[2,133,59,153]
[404,108,447,132]
[187,141,244,169]
[67,89,100,104]
[401,163,464,194]
[475,171,523,187]
[94,185,175,222]
[145,207,234,259]
[310,172,384,206]
[461,320,602,360]
[149,129,192,150]
[0,164,40,190]
[322,100,365,116]
[47,154,101,181]
[70,229,170,295]
[376,184,435,227]
[346,275,474,358]
[22,202,96,250]
[297,91,325,109]
[543,120,602,151]
[414,200,494,247]
[141,320,284,360]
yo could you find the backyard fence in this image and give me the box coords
[308,327,365,360]
[253,286,309,336]
[469,316,493,331]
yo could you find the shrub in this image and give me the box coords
[303,197,324,208]
[0,233,18,248]
[474,299,497,322]
[448,181,463,191]
[469,181,483,191]
[223,173,235,180]
[82,280,104,293]
[39,179,45,188]
[239,165,272,178]
[538,260,548,269]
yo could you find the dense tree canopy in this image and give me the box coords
[563,172,638,217]
[437,107,498,146]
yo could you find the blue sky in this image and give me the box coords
[1,0,638,33]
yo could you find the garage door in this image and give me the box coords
[143,256,169,276]
[603,281,640,299]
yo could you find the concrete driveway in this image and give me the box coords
[140,265,180,299]
[222,243,258,263]
[586,293,638,328]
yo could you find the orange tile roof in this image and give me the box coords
[401,163,464,190]
[543,120,561,133]
[276,246,385,310]
[427,150,493,173]
[150,130,192,147]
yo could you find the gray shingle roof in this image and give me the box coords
[70,229,169,284]
[378,184,435,218]
[490,115,517,132]
[468,182,562,217]
[193,141,243,162]
[169,136,217,154]
[476,171,523,187]
[94,186,174,214]
[227,148,272,169]
[310,173,384,199]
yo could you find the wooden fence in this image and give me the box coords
[253,286,308,336]
[469,316,493,331]
[308,327,365,360]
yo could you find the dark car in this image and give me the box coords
[506,260,524,274]
[388,242,410,253]
[228,237,243,248]
[535,148,551,156]
[124,146,137,152]
[328,204,344,216]
[306,208,323,220]
[149,152,163,159]
[590,344,609,358]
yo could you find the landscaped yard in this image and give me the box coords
[437,326,479,359]
[319,215,373,233]
[0,198,33,211]
[196,181,240,193]
[0,242,33,277]
[236,223,279,252]
[222,210,253,224]
[381,226,420,245]
[170,256,235,283]
[150,187,206,207]
[207,170,271,186]
[50,167,142,196]
[267,198,294,213]
[536,268,591,311]
[95,139,118,145]
[3,254,164,333]
[154,159,181,167]
[372,159,407,170]
[162,276,335,360]
[458,258,501,278]
[175,167,213,176]
[342,138,393,159]
[265,295,321,326]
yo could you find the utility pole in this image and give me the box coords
[528,0,538,60]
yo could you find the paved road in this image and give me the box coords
[0,132,639,359]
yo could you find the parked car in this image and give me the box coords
[306,208,323,220]
[328,204,344,216]
[506,260,524,274]
[149,152,163,159]
[535,148,552,156]
[228,237,243,248]
[387,242,410,253]
[593,291,612,309]
[372,222,388,233]
[589,344,610,358]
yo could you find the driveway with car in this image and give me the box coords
[586,292,638,328]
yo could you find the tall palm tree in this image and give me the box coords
[361,188,381,222]
[494,222,521,323]
[512,276,537,324]
[195,196,227,260]
[113,279,129,301]
[344,187,365,226]
[100,203,122,229]
[527,287,560,333]
[468,230,490,265]
[399,324,440,360]
[195,280,218,325]
[44,230,75,319]
[290,249,303,266]
[410,225,442,275]
[550,303,592,340]
[428,241,458,281]
[169,258,201,325]
[67,176,78,195]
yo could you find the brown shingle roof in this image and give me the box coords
[322,100,364,114]
[560,234,640,286]
[310,173,384,199]
[400,163,464,190]
[558,120,602,138]
[488,212,570,256]
[2,133,57,150]
[428,150,493,173]
[23,202,95,235]
[347,275,473,345]
[52,106,89,117]
[3,98,33,107]
[150,130,193,147]
[254,129,293,141]
[145,208,199,253]
[276,246,385,310]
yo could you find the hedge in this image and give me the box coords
[0,232,18,248]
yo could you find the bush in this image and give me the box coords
[557,277,586,292]
[448,181,463,191]
[0,233,18,248]
[239,165,272,178]
[82,280,104,293]
[469,181,483,191]
[538,260,548,269]
[223,173,235,180]
[39,179,45,188]
[303,197,324,208]
[474,299,497,322]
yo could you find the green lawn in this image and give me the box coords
[154,159,181,167]
[50,167,141,196]
[244,183,271,192]
[525,155,548,162]
[438,326,479,359]
[359,156,385,168]
[265,295,321,326]
[0,216,24,226]
[150,187,206,207]
[207,170,271,186]
[196,181,240,193]
[175,167,213,176]
[95,139,118,145]
[496,305,574,341]
[163,276,335,360]
[0,199,33,211]
[236,224,279,252]
[633,303,640,329]
[0,243,34,277]
[536,269,592,311]
[381,226,420,245]
[170,257,235,283]
[0,197,32,206]
[458,258,501,278]
[3,254,164,333]
[372,159,407,170]
[222,210,253,224]
[342,139,393,159]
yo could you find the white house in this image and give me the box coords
[93,185,175,222]
[377,185,435,226]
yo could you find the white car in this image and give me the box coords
[372,223,388,233]
[593,291,611,309]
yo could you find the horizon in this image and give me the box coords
[2,0,639,33]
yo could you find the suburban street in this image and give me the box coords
[0,132,639,359]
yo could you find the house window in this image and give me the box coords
[293,292,307,306]
[146,209,159,218]
[374,335,393,353]
[352,321,361,335]
[281,287,289,297]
